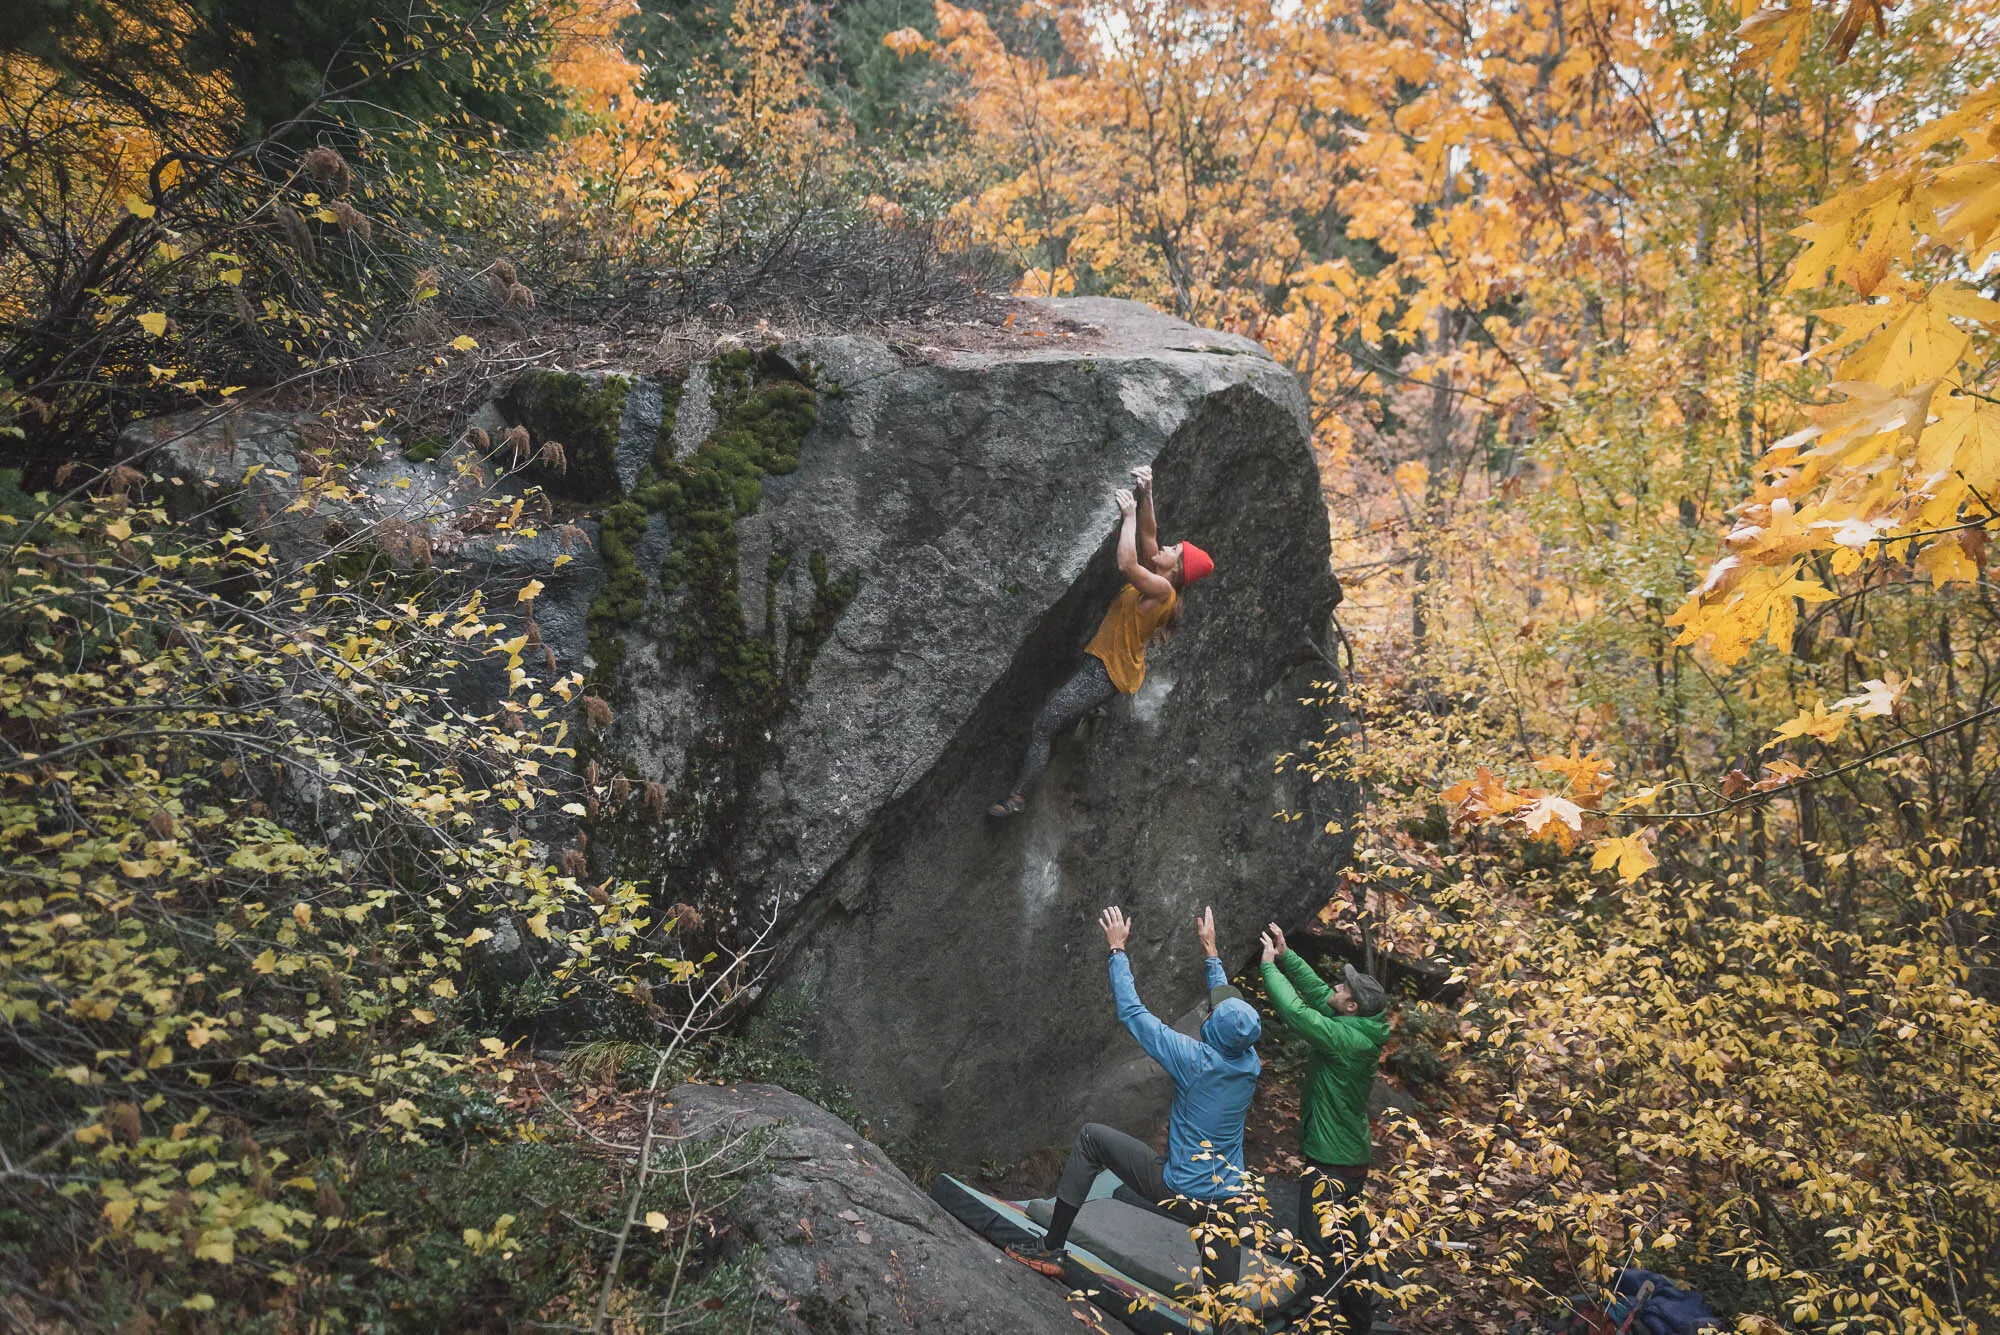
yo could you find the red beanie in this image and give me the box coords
[1179,541,1214,586]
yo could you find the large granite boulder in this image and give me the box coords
[124,296,1355,1170]
[665,1083,1083,1334]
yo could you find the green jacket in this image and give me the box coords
[1260,950,1391,1168]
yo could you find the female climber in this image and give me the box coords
[988,465,1214,818]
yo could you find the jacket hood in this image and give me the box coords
[1202,997,1262,1057]
[1329,1010,1393,1046]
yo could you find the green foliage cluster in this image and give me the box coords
[0,480,713,1329]
[0,0,563,152]
[0,1,566,472]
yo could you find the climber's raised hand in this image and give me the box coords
[1196,906,1218,958]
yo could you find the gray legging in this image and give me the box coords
[1012,655,1119,797]
[1055,1122,1244,1290]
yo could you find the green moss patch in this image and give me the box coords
[650,349,819,722]
[578,351,864,899]
[787,548,858,687]
[503,370,631,501]
[586,498,651,679]
[402,433,447,463]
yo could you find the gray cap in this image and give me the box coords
[1342,964,1387,1017]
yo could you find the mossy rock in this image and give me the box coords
[502,369,632,502]
[653,349,822,722]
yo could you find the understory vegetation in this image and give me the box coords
[4,0,1998,1332]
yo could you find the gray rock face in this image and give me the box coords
[666,1082,1081,1334]
[713,300,1351,1162]
[124,296,1354,1171]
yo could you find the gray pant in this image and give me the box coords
[1056,1122,1244,1289]
[1012,656,1119,796]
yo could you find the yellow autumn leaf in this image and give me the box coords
[644,1210,671,1231]
[517,579,544,603]
[1932,160,2000,255]
[252,949,277,974]
[137,312,168,336]
[125,194,156,218]
[1914,535,1980,588]
[1765,700,1849,750]
[451,335,479,351]
[881,27,933,58]
[187,1161,215,1186]
[1732,3,1810,83]
[1590,835,1658,883]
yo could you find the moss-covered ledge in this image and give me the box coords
[503,370,632,502]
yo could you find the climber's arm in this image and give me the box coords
[1133,465,1160,566]
[1116,489,1174,604]
[1102,906,1201,1082]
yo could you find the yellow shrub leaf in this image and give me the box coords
[451,335,478,351]
[187,1162,215,1186]
[137,312,168,336]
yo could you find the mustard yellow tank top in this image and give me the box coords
[1085,585,1177,694]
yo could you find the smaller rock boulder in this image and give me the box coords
[665,1083,1083,1334]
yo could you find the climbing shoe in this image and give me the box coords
[987,794,1027,818]
[1005,1245,1069,1281]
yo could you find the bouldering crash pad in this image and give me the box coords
[933,1170,1395,1333]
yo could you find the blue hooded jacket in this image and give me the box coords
[1109,952,1262,1201]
